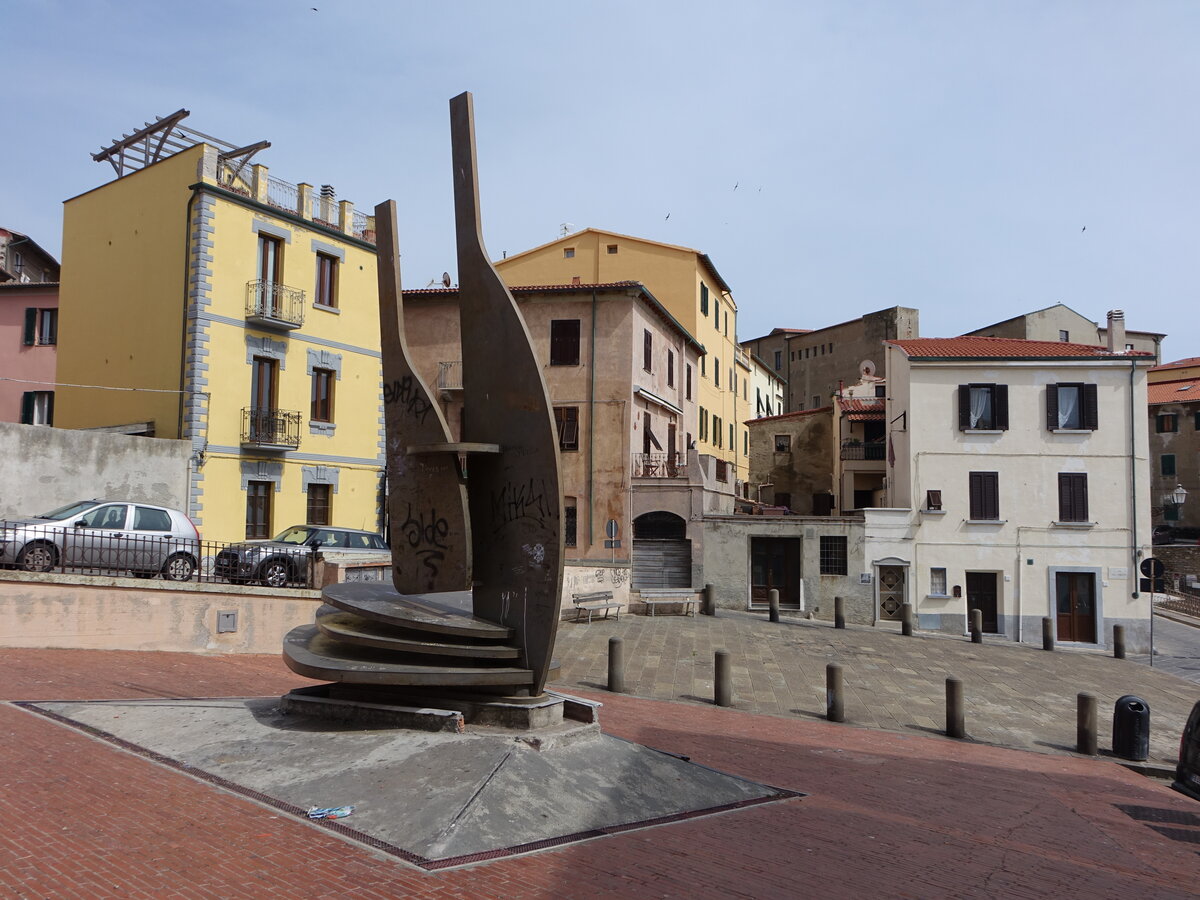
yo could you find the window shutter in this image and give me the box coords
[1074,475,1088,521]
[45,392,54,427]
[19,392,33,424]
[1046,384,1059,430]
[1082,384,1098,430]
[985,473,999,519]
[23,308,37,346]
[994,384,1009,430]
[1058,474,1073,521]
[958,385,971,429]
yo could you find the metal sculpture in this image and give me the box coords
[281,92,563,709]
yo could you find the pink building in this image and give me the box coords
[0,229,60,424]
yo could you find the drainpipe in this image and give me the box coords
[588,290,597,549]
[178,189,199,440]
[1129,357,1149,662]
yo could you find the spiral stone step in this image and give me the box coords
[322,582,514,640]
[315,608,521,659]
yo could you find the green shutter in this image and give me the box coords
[20,392,33,424]
[23,309,37,345]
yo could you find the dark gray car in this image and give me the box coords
[213,525,387,587]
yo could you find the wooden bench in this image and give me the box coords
[638,589,700,617]
[572,591,623,624]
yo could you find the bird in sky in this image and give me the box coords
[733,182,739,191]
[1082,226,1086,232]
[665,213,670,220]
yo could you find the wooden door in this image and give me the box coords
[966,572,998,633]
[750,538,801,607]
[1055,572,1096,643]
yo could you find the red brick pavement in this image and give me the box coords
[1,649,1198,898]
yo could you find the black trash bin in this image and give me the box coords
[1173,699,1200,801]
[1112,694,1151,761]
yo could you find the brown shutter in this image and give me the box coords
[959,385,971,429]
[1082,384,1098,430]
[1058,473,1072,521]
[1046,384,1059,430]
[1074,474,1088,521]
[994,385,1009,430]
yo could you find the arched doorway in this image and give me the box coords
[632,511,691,589]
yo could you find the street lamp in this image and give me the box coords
[1173,484,1188,507]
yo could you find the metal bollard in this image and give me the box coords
[901,601,913,636]
[1113,625,1126,660]
[1042,617,1054,652]
[970,608,982,644]
[769,588,780,624]
[827,662,844,722]
[946,677,965,738]
[607,637,624,694]
[703,583,716,617]
[834,596,845,629]
[714,650,732,707]
[1077,692,1098,755]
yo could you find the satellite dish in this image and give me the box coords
[442,272,452,288]
[860,360,877,378]
[559,222,575,237]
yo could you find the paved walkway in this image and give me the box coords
[553,609,1200,765]
[2,648,1200,898]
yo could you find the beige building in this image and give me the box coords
[867,333,1155,650]
[745,407,834,514]
[1148,357,1200,532]
[494,228,751,485]
[966,304,1163,364]
[747,352,786,420]
[400,281,704,588]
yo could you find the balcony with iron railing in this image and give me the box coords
[246,280,306,330]
[241,408,302,451]
[840,440,886,461]
[438,361,463,391]
[632,452,686,479]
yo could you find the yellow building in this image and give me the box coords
[56,112,382,542]
[494,228,751,484]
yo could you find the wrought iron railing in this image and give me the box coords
[246,280,306,327]
[841,440,886,460]
[438,361,463,391]
[241,407,302,449]
[217,161,253,196]
[0,523,315,589]
[308,193,340,227]
[632,452,685,478]
[352,209,374,242]
[266,175,299,212]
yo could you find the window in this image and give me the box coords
[812,395,820,409]
[550,319,581,366]
[930,568,948,596]
[723,311,728,336]
[23,308,57,346]
[775,434,791,452]
[564,498,577,547]
[667,350,675,387]
[715,459,729,482]
[875,385,886,398]
[1162,454,1176,476]
[246,481,272,539]
[686,364,692,400]
[699,406,707,441]
[713,298,719,325]
[774,350,782,371]
[315,253,338,308]
[714,359,720,387]
[554,406,579,451]
[1046,383,1097,430]
[926,489,942,511]
[1058,473,1089,522]
[729,423,734,449]
[311,368,335,422]
[743,429,747,455]
[134,507,172,531]
[713,414,722,447]
[307,483,331,526]
[968,471,1000,520]
[1059,330,1070,342]
[700,283,709,316]
[643,330,652,372]
[606,244,618,254]
[563,247,575,259]
[258,234,282,283]
[12,250,22,275]
[819,536,848,575]
[19,391,53,425]
[730,370,735,393]
[1195,411,1200,430]
[1157,413,1178,433]
[700,356,706,377]
[958,384,1008,430]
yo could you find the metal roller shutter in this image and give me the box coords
[632,538,691,589]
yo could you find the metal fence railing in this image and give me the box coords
[241,407,303,449]
[632,452,684,478]
[0,523,317,589]
[246,279,306,327]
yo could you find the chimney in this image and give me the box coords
[320,184,336,200]
[1107,309,1125,352]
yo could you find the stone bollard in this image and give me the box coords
[834,596,845,629]
[946,677,965,738]
[1042,617,1055,652]
[1113,625,1126,660]
[714,650,732,707]
[703,583,716,617]
[1077,692,1098,755]
[827,662,844,723]
[970,608,982,644]
[769,588,780,624]
[901,602,913,636]
[607,637,625,694]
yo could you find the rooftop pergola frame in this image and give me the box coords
[92,109,270,181]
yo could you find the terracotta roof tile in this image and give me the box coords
[837,397,884,412]
[1148,379,1200,406]
[888,336,1154,360]
[1152,357,1200,372]
[402,281,643,295]
[744,406,831,425]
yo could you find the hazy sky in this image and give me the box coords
[4,1,1196,359]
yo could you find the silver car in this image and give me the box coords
[0,499,201,581]
[214,525,388,588]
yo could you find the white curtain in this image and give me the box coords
[969,387,990,428]
[1057,386,1079,429]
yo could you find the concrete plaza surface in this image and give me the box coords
[2,646,1200,898]
[553,609,1200,766]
